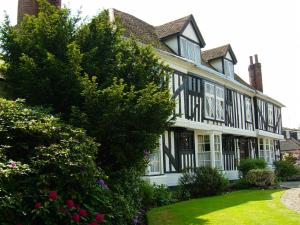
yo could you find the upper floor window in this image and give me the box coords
[268,104,274,126]
[224,59,234,78]
[180,37,201,64]
[204,82,224,121]
[245,97,252,122]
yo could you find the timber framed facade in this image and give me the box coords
[110,9,284,186]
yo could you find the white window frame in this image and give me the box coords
[215,86,225,121]
[268,104,274,126]
[147,149,161,175]
[245,97,252,122]
[214,135,222,169]
[204,82,224,121]
[197,135,211,167]
[204,82,215,119]
[180,36,201,65]
[224,59,234,78]
[259,138,275,165]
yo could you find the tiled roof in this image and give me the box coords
[202,44,230,61]
[155,15,191,39]
[280,138,300,151]
[113,9,171,52]
[234,74,252,89]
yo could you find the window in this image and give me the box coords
[198,135,211,167]
[259,138,275,164]
[214,135,222,169]
[224,59,234,78]
[205,82,215,119]
[268,104,274,126]
[215,86,225,121]
[245,97,252,122]
[180,37,201,64]
[198,134,222,169]
[148,150,160,174]
[205,82,224,121]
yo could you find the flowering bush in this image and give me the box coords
[0,98,109,224]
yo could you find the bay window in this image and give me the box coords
[198,135,211,167]
[214,135,222,169]
[180,37,201,64]
[147,150,161,175]
[197,134,222,169]
[259,138,275,165]
[205,81,224,121]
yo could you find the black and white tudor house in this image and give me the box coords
[110,9,284,186]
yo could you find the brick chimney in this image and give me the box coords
[17,0,61,24]
[248,54,263,92]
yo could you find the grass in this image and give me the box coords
[147,189,300,225]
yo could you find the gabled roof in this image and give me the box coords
[155,15,206,48]
[112,9,171,52]
[155,15,190,39]
[202,44,237,64]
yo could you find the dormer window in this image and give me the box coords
[224,59,234,78]
[180,37,201,64]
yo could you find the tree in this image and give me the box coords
[0,2,175,173]
[73,12,175,173]
[0,0,82,117]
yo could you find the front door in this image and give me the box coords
[174,130,195,172]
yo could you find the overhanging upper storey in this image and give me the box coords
[155,15,206,65]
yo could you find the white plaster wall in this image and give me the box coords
[164,37,178,54]
[210,59,223,73]
[182,23,199,43]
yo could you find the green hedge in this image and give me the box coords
[238,158,267,177]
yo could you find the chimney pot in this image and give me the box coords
[250,56,253,65]
[254,54,259,63]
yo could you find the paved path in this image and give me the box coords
[281,188,300,213]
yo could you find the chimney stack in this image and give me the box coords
[248,54,263,92]
[17,0,61,24]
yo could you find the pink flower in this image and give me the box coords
[66,199,75,209]
[49,191,57,200]
[34,202,42,209]
[79,208,87,216]
[95,213,105,222]
[72,213,80,222]
[88,222,98,225]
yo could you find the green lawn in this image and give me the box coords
[147,189,300,225]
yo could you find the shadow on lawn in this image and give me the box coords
[147,189,282,225]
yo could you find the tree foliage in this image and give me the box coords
[0,0,82,116]
[0,1,175,173]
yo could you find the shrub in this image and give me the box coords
[274,160,298,181]
[178,167,229,200]
[139,181,173,209]
[283,153,297,164]
[238,158,267,177]
[245,169,275,187]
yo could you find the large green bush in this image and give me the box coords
[238,158,267,177]
[178,167,229,200]
[0,98,115,224]
[274,160,298,181]
[245,169,275,187]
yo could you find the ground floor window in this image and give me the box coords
[214,135,222,169]
[198,135,211,166]
[148,149,161,175]
[198,134,222,169]
[259,138,275,164]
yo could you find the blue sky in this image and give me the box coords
[1,0,300,128]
